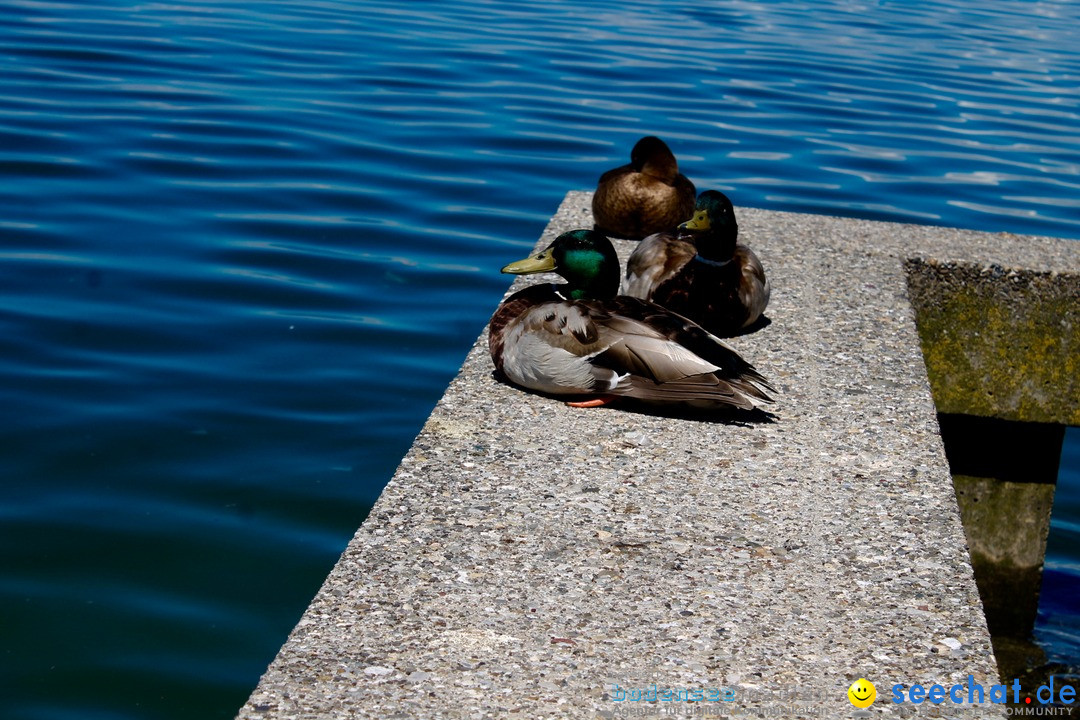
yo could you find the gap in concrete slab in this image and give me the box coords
[905,258,1079,702]
[937,413,1063,682]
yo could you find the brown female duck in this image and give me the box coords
[592,136,696,240]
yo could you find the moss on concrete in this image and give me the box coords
[905,259,1079,425]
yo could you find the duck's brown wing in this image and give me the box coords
[583,296,775,410]
[669,173,696,221]
[624,231,697,300]
[627,173,696,239]
[734,244,771,326]
[490,286,629,397]
[646,244,771,337]
[592,164,635,237]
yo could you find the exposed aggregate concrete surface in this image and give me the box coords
[238,192,1080,719]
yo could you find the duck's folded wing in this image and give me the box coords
[497,300,623,395]
[623,232,696,299]
[584,297,775,408]
[591,313,722,383]
[516,300,600,349]
[735,245,771,322]
[601,297,768,376]
[619,373,767,410]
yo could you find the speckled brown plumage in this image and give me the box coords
[650,247,767,334]
[624,190,770,337]
[592,136,696,240]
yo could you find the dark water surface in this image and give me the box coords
[1,1,1078,718]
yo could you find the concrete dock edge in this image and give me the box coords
[237,192,1079,719]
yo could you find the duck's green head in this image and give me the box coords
[678,190,738,258]
[501,229,621,300]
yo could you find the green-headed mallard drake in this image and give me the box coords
[488,229,774,411]
[592,136,697,240]
[624,190,770,337]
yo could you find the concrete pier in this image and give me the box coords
[237,192,1079,719]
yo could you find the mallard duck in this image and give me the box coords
[592,136,697,240]
[488,229,774,411]
[624,190,770,337]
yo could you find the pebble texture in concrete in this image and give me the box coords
[238,192,1079,719]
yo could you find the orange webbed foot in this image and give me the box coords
[565,396,616,408]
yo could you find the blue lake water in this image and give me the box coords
[0,0,1077,718]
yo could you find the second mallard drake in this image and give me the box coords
[489,229,774,412]
[624,190,770,337]
[592,136,696,240]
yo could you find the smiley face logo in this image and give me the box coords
[848,678,876,708]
